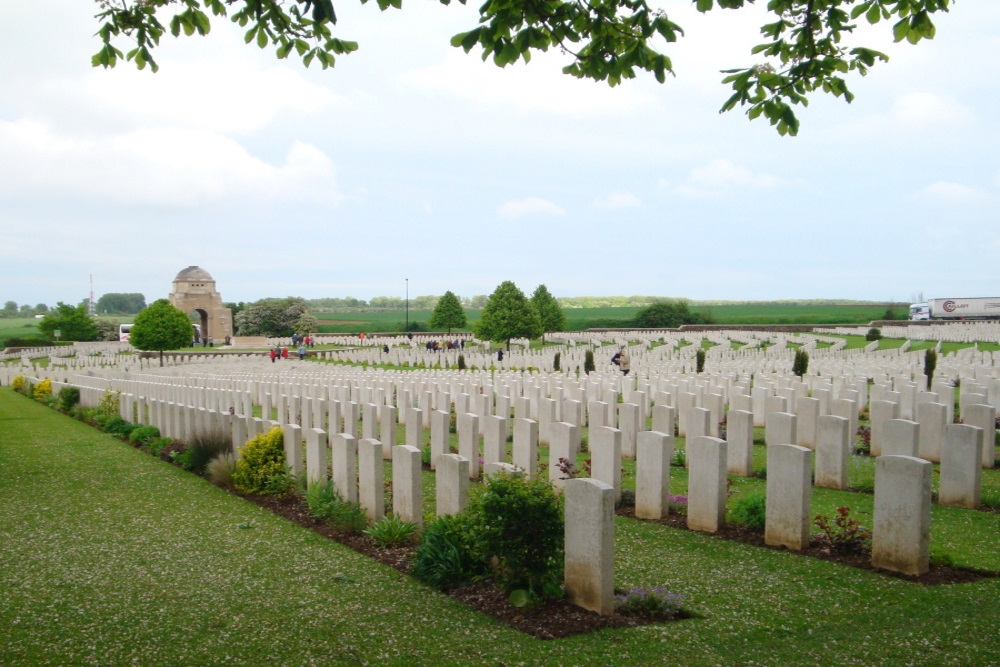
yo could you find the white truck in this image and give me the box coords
[909,298,1000,321]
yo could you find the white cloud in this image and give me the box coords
[71,64,341,135]
[888,92,975,130]
[594,191,641,209]
[921,181,990,204]
[497,197,566,219]
[668,158,784,197]
[0,119,342,207]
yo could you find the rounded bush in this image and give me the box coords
[232,426,291,495]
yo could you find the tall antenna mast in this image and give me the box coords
[89,274,96,315]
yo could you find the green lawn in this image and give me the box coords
[2,389,999,665]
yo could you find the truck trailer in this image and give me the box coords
[909,298,1000,321]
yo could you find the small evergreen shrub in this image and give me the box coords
[33,378,52,402]
[11,374,29,395]
[457,354,466,370]
[413,514,485,591]
[866,328,882,341]
[305,481,369,533]
[924,349,937,388]
[553,352,561,371]
[58,386,80,411]
[464,473,564,600]
[584,350,595,374]
[696,349,706,373]
[104,417,137,438]
[729,491,766,531]
[363,515,418,547]
[233,426,292,495]
[792,349,809,377]
[617,488,636,508]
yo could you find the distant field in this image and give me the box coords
[315,303,898,332]
[0,304,905,340]
[691,303,898,325]
[0,318,43,341]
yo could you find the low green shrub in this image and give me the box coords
[866,327,882,341]
[363,515,418,547]
[464,473,564,600]
[129,426,161,446]
[729,491,766,531]
[304,481,368,534]
[413,514,485,591]
[58,386,80,411]
[147,437,173,457]
[4,337,55,347]
[104,417,137,438]
[233,426,292,496]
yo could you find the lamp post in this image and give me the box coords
[405,278,409,332]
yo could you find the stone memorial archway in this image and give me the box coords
[168,266,233,343]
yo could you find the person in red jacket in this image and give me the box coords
[281,346,289,359]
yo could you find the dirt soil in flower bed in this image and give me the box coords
[614,506,997,586]
[241,492,688,638]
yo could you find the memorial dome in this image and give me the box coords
[174,266,214,283]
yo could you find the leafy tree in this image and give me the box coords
[35,303,49,313]
[131,299,196,366]
[90,0,952,135]
[37,302,100,341]
[96,292,147,315]
[224,301,248,321]
[235,297,317,337]
[94,320,121,342]
[530,285,566,342]
[632,300,708,329]
[2,301,16,317]
[474,281,542,350]
[19,304,33,315]
[429,291,467,334]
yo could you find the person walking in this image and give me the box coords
[281,346,289,360]
[298,345,307,360]
[618,348,631,376]
[269,348,276,363]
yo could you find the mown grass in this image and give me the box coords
[3,389,999,665]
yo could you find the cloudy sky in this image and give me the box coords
[1,1,997,308]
